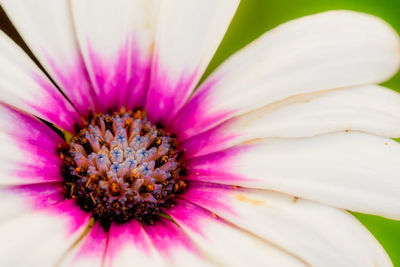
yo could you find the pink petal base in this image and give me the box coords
[143,217,200,257]
[169,78,236,140]
[5,182,90,236]
[31,75,82,133]
[186,145,253,184]
[74,222,108,263]
[4,182,65,210]
[85,40,152,112]
[41,39,152,128]
[180,120,239,158]
[107,220,150,261]
[48,199,92,235]
[180,181,236,215]
[145,54,199,124]
[15,152,64,183]
[46,55,97,118]
[165,198,227,237]
[107,214,206,266]
[2,103,65,183]
[38,39,234,146]
[3,102,64,152]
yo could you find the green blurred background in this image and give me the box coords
[205,0,400,265]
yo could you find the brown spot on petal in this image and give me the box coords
[235,194,265,206]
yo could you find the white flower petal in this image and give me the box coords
[182,183,392,266]
[71,0,159,110]
[183,84,400,157]
[0,104,65,185]
[58,222,107,267]
[165,199,306,267]
[0,199,91,266]
[172,11,400,139]
[187,132,400,220]
[0,0,97,116]
[0,30,81,132]
[145,0,239,123]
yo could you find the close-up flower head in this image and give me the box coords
[0,0,399,266]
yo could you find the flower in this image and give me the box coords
[0,0,399,266]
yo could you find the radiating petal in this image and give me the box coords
[1,0,97,116]
[181,182,392,267]
[58,222,107,267]
[105,220,166,267]
[171,11,400,139]
[0,182,64,222]
[143,217,211,266]
[182,85,400,157]
[0,199,91,266]
[165,199,306,266]
[187,132,400,219]
[0,104,65,185]
[0,30,81,131]
[71,0,159,111]
[145,0,239,123]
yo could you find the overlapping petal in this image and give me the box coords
[182,85,400,157]
[187,132,400,220]
[58,222,107,267]
[180,182,392,266]
[0,30,81,132]
[166,199,307,266]
[0,0,97,116]
[171,11,400,140]
[0,199,91,266]
[0,104,66,185]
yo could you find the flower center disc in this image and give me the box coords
[59,109,187,229]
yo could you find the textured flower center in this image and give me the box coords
[59,109,187,229]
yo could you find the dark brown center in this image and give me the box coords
[58,109,187,229]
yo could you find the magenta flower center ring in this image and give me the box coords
[59,109,187,229]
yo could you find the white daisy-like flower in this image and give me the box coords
[0,1,399,266]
